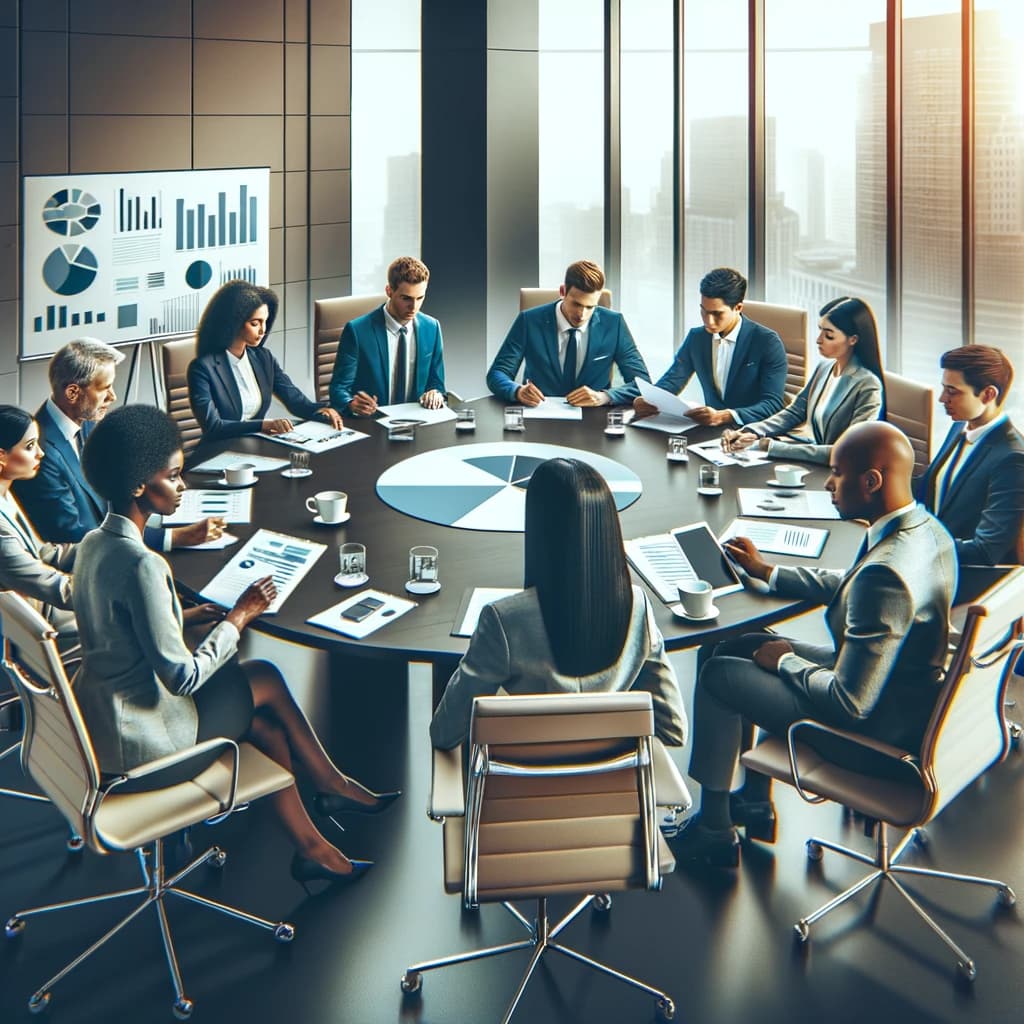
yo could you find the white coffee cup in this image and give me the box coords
[774,464,808,486]
[225,462,256,486]
[306,490,348,523]
[678,579,713,618]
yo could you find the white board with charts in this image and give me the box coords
[20,167,270,361]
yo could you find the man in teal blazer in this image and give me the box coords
[329,257,446,415]
[486,260,649,407]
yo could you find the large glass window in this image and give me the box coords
[537,0,605,287]
[620,0,675,375]
[351,0,421,293]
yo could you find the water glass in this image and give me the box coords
[406,545,441,594]
[282,450,312,478]
[503,406,525,432]
[455,408,476,432]
[667,436,688,462]
[387,419,417,442]
[604,410,625,436]
[337,542,368,587]
[698,464,721,492]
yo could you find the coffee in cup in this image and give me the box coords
[678,579,714,618]
[773,464,808,486]
[306,490,348,523]
[225,462,256,486]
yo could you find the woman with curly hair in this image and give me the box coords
[74,405,398,890]
[188,279,344,440]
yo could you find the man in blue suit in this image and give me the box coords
[916,345,1023,565]
[14,339,220,549]
[631,267,787,426]
[486,260,649,407]
[329,256,446,415]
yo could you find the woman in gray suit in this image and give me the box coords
[721,296,885,464]
[430,458,687,750]
[75,405,396,890]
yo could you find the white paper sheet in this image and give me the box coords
[719,518,829,558]
[736,488,841,520]
[376,401,456,427]
[624,534,704,604]
[180,532,240,551]
[521,399,583,420]
[306,589,417,639]
[629,414,698,435]
[635,378,699,419]
[161,489,253,524]
[452,587,520,638]
[259,420,370,452]
[200,529,326,613]
[689,439,772,468]
[189,452,290,474]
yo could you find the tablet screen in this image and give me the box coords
[670,522,743,596]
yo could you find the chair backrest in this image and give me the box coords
[741,299,810,404]
[459,691,663,906]
[162,338,202,456]
[0,591,99,849]
[519,288,613,312]
[885,370,934,474]
[313,294,387,402]
[920,566,1024,819]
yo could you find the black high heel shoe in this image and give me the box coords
[290,853,374,895]
[313,790,402,817]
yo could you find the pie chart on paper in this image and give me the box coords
[376,441,642,532]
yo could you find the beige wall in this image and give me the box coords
[0,0,351,409]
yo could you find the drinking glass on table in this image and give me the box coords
[282,451,312,478]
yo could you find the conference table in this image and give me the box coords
[170,398,864,700]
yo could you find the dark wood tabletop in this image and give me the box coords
[169,397,864,664]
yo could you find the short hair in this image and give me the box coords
[940,345,1014,402]
[195,280,278,358]
[524,458,631,677]
[819,296,885,392]
[563,260,605,295]
[0,404,33,452]
[82,404,182,505]
[386,256,430,291]
[48,338,124,395]
[699,267,747,308]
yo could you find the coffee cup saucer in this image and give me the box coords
[214,476,258,488]
[766,478,805,489]
[313,512,351,525]
[696,486,723,496]
[334,571,368,588]
[670,603,720,622]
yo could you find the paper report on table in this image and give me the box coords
[162,489,252,524]
[189,451,290,474]
[259,419,369,452]
[521,398,583,420]
[201,529,326,614]
[376,401,457,427]
[628,379,698,434]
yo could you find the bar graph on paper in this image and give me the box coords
[176,184,258,251]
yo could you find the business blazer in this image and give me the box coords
[486,302,649,406]
[71,513,240,775]
[747,358,884,464]
[328,307,446,413]
[429,585,687,750]
[915,417,1024,565]
[631,317,787,424]
[188,344,328,441]
[0,493,76,638]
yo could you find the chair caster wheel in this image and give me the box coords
[209,849,227,869]
[912,828,929,849]
[957,959,977,982]
[794,921,810,944]
[806,840,823,862]
[656,996,676,1020]
[66,833,84,853]
[274,922,296,942]
[6,916,25,937]
[172,996,193,1019]
[997,885,1016,908]
[591,894,612,912]
[400,971,422,994]
[28,991,50,1014]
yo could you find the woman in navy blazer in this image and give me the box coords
[188,280,344,441]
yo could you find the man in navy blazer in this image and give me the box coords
[631,267,787,426]
[329,256,446,415]
[916,345,1023,565]
[486,260,649,407]
[15,339,219,549]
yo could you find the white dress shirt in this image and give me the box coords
[382,305,417,403]
[227,349,263,421]
[711,317,742,423]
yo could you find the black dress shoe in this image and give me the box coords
[729,796,778,844]
[290,853,374,895]
[671,821,740,868]
[313,790,401,817]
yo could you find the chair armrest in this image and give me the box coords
[651,739,692,812]
[430,745,465,820]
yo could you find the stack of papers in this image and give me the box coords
[736,488,841,520]
[522,399,582,420]
[376,402,457,427]
[260,420,369,452]
[689,440,771,468]
[628,379,698,434]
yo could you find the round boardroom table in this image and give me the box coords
[170,397,864,702]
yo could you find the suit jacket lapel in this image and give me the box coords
[370,308,391,400]
[53,428,104,519]
[818,369,854,440]
[722,325,751,397]
[539,303,562,387]
[926,424,964,506]
[212,353,243,420]
[250,347,273,410]
[940,424,999,511]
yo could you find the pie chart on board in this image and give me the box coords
[376,441,642,532]
[42,245,98,296]
[42,188,101,236]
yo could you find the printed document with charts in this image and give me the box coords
[259,420,369,452]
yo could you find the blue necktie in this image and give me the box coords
[936,432,968,510]
[563,328,578,394]
[393,327,408,404]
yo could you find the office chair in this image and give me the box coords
[741,299,810,404]
[0,591,297,1019]
[401,691,690,1022]
[740,566,1023,981]
[885,370,934,474]
[312,294,386,402]
[161,338,203,456]
[519,287,613,312]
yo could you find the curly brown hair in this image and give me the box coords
[195,280,279,357]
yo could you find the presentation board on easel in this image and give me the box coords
[20,167,271,362]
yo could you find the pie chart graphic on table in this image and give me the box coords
[42,244,98,296]
[376,441,642,532]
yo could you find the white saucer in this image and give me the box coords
[334,571,369,588]
[696,486,723,496]
[281,468,313,478]
[603,428,626,437]
[214,476,257,488]
[670,603,720,622]
[313,512,351,525]
[767,478,805,489]
[406,580,441,595]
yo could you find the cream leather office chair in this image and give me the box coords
[312,294,386,402]
[741,299,810,404]
[0,591,296,1019]
[741,567,1023,981]
[402,691,690,1022]
[161,338,203,456]
[519,287,613,311]
[885,370,934,474]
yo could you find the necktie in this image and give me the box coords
[563,328,578,394]
[394,326,408,404]
[713,335,728,394]
[936,432,968,510]
[74,429,85,459]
